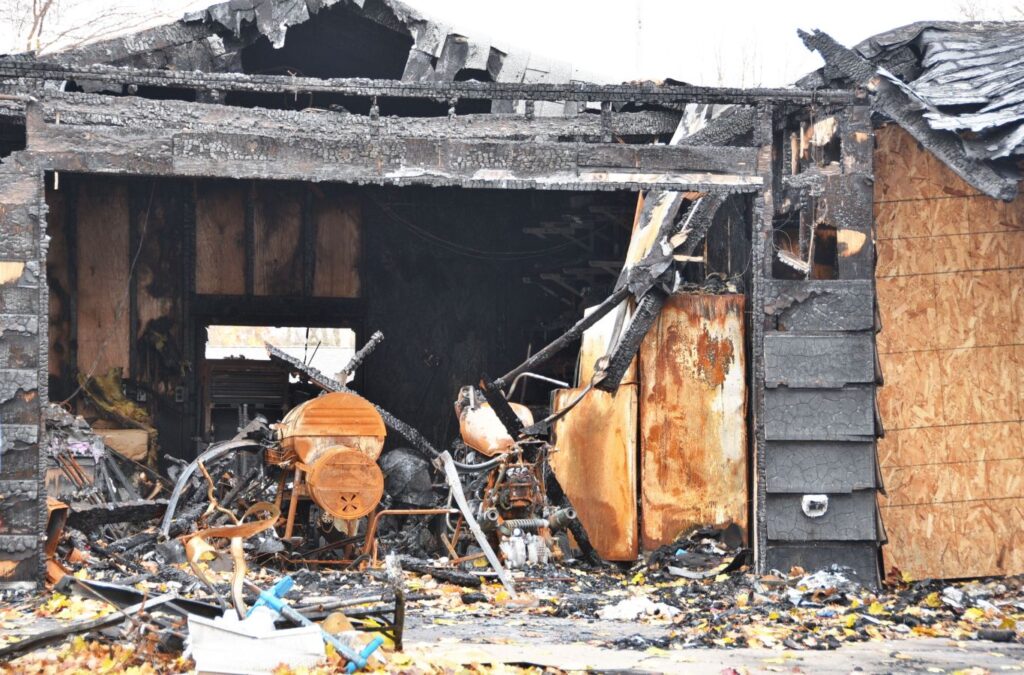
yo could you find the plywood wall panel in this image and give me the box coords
[195,180,245,295]
[550,386,638,561]
[639,293,747,550]
[135,182,185,337]
[312,188,361,298]
[875,350,942,430]
[875,124,1024,579]
[76,178,130,377]
[253,182,303,297]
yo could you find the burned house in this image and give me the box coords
[0,2,1021,590]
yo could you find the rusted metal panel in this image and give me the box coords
[639,293,748,551]
[550,386,638,561]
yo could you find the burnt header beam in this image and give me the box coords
[1,60,859,106]
[24,96,764,192]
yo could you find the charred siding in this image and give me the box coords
[759,105,884,585]
[0,164,46,586]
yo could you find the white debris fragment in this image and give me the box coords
[596,596,680,621]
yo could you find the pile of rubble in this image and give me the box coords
[1,337,1020,672]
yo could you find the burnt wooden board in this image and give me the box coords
[195,180,246,295]
[764,386,875,441]
[639,293,748,550]
[253,182,304,297]
[766,490,879,541]
[765,441,877,493]
[312,188,361,298]
[764,279,874,332]
[763,333,875,388]
[550,386,638,561]
[766,542,880,585]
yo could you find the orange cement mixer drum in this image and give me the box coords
[307,446,384,520]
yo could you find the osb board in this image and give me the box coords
[881,499,1024,579]
[877,270,1019,353]
[874,124,1024,578]
[195,180,245,295]
[550,385,638,561]
[876,346,1021,430]
[312,188,361,298]
[638,293,747,551]
[577,304,636,386]
[76,178,131,377]
[45,185,70,380]
[253,182,304,296]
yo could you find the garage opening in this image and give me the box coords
[43,171,754,559]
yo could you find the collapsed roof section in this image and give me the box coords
[800,22,1024,201]
[30,0,601,115]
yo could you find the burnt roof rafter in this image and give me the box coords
[0,60,860,107]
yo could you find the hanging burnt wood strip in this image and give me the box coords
[763,333,875,388]
[670,193,726,257]
[594,288,668,394]
[799,29,1017,201]
[0,61,859,105]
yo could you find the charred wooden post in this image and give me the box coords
[757,97,884,585]
[0,163,47,587]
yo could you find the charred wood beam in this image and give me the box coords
[676,106,756,146]
[798,29,1018,201]
[191,295,363,325]
[479,374,525,437]
[26,118,764,192]
[1,61,859,105]
[29,92,683,141]
[66,499,168,530]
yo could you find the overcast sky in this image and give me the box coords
[2,0,1021,85]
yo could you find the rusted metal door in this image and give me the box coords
[639,293,748,550]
